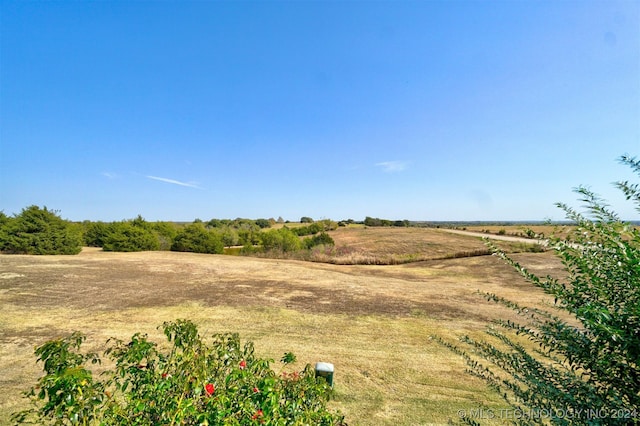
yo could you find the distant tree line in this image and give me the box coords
[0,206,335,255]
[289,219,338,236]
[363,216,410,227]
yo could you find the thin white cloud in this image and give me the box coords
[102,172,118,179]
[375,161,408,173]
[146,175,202,189]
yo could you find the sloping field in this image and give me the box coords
[304,226,543,264]
[0,229,564,425]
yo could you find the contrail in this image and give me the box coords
[146,175,201,189]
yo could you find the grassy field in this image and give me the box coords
[453,224,573,239]
[0,227,565,425]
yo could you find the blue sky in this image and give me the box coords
[1,1,639,222]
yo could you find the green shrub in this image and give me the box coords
[363,217,392,227]
[260,228,302,252]
[0,211,11,252]
[304,232,335,249]
[13,320,346,425]
[292,220,338,236]
[255,218,272,229]
[237,226,260,246]
[151,221,180,251]
[0,206,82,254]
[171,223,224,254]
[215,225,239,248]
[206,219,263,246]
[441,155,640,425]
[291,223,321,236]
[102,221,160,252]
[82,221,111,247]
[393,220,410,227]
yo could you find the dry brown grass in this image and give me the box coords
[328,227,484,264]
[459,224,574,239]
[0,229,566,425]
[304,227,543,265]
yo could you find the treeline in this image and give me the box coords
[289,219,338,236]
[0,206,335,256]
[363,216,411,227]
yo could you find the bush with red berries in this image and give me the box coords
[13,319,345,425]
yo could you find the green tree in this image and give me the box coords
[0,206,82,254]
[171,223,224,254]
[102,220,161,252]
[150,221,179,250]
[216,225,239,248]
[303,232,335,249]
[131,214,152,229]
[255,218,272,229]
[207,218,225,229]
[82,221,111,247]
[364,216,392,227]
[0,211,11,252]
[260,228,302,252]
[237,222,261,246]
[393,220,410,227]
[442,155,640,425]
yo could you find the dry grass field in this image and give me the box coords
[456,224,573,239]
[0,227,565,425]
